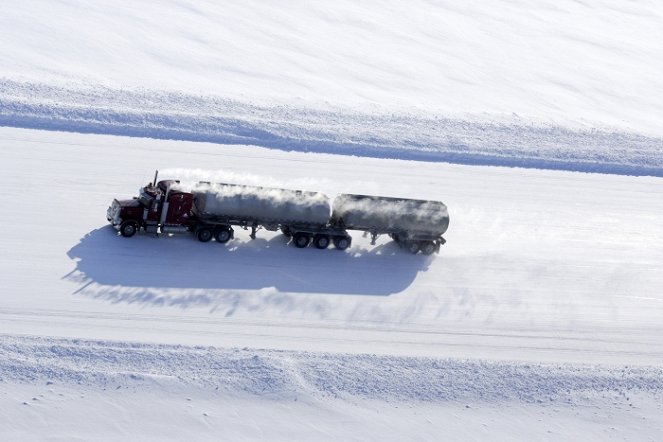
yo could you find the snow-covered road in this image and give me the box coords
[2,126,662,367]
[2,125,662,439]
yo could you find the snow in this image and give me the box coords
[2,335,663,441]
[5,383,660,442]
[1,0,663,439]
[2,1,663,136]
[1,127,663,439]
[3,80,662,177]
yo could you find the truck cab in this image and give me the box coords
[107,179,193,237]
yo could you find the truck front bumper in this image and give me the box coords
[107,201,122,230]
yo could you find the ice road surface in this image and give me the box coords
[1,127,662,440]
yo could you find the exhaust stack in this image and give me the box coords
[153,170,159,186]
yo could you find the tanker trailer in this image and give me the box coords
[331,194,449,254]
[191,182,350,249]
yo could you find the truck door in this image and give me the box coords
[165,192,193,224]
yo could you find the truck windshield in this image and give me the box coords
[138,187,155,208]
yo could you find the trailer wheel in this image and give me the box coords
[420,241,436,255]
[214,226,233,243]
[333,236,350,251]
[313,234,330,249]
[120,221,138,238]
[197,227,213,242]
[293,232,311,248]
[406,241,420,254]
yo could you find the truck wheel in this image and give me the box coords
[197,227,213,242]
[406,241,420,254]
[313,234,330,249]
[280,227,292,237]
[120,221,138,238]
[293,232,311,248]
[420,241,436,255]
[214,227,233,243]
[333,236,350,251]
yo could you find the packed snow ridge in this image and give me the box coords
[2,335,662,404]
[1,79,662,177]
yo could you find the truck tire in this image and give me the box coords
[214,226,233,243]
[293,232,311,248]
[420,241,436,255]
[280,226,292,237]
[333,236,350,251]
[313,234,330,249]
[406,241,420,254]
[120,221,138,238]
[197,227,213,242]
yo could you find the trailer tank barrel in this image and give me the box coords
[192,182,331,225]
[332,194,449,235]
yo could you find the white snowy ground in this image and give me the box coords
[1,127,662,440]
[2,0,663,440]
[2,336,663,442]
[2,0,662,135]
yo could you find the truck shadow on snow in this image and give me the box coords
[64,226,433,305]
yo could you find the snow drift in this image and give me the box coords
[2,0,662,136]
[2,80,662,176]
[4,335,663,404]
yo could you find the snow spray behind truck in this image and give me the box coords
[107,171,449,254]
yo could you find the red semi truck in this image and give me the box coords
[107,172,449,254]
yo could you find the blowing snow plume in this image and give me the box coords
[332,194,449,235]
[189,182,331,226]
[160,168,335,194]
[161,169,332,225]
